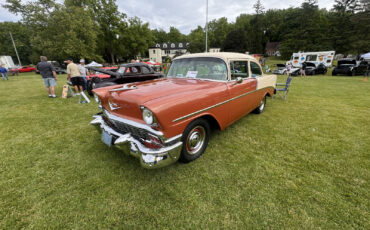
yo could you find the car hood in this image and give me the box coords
[94,78,228,122]
[276,64,286,68]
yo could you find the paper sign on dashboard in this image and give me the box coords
[186,71,198,78]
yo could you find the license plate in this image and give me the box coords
[101,130,113,147]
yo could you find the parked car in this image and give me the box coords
[9,66,36,73]
[91,53,277,169]
[305,62,327,75]
[273,64,287,75]
[86,63,163,96]
[332,59,369,76]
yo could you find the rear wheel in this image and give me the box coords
[179,118,210,163]
[253,96,267,114]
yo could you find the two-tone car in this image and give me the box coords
[91,53,276,169]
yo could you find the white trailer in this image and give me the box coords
[287,51,336,68]
[0,56,16,68]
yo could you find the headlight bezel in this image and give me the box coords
[141,106,158,126]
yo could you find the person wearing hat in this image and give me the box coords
[78,59,90,91]
[36,56,57,97]
[65,58,83,95]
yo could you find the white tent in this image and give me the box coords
[360,52,370,60]
[86,61,103,67]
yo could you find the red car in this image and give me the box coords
[86,67,118,81]
[10,66,36,73]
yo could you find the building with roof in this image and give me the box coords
[265,42,281,56]
[149,42,190,63]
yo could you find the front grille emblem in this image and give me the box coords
[108,98,121,111]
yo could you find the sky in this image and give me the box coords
[0,0,336,34]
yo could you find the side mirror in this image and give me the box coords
[235,77,243,84]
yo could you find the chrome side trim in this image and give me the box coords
[172,86,274,122]
[102,109,164,137]
[164,134,182,144]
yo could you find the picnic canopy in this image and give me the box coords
[144,61,161,66]
[86,61,103,67]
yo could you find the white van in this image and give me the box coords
[287,51,336,68]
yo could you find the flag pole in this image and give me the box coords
[205,0,208,53]
[9,32,21,66]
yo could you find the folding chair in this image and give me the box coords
[275,76,292,100]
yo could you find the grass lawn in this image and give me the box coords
[0,71,369,229]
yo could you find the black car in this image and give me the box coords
[86,63,164,95]
[305,62,327,75]
[332,59,369,76]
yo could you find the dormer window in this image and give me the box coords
[163,43,168,48]
[155,44,160,48]
[179,43,183,48]
[171,43,175,48]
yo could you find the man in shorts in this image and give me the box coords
[78,59,90,91]
[65,58,83,95]
[36,56,57,98]
[301,62,307,78]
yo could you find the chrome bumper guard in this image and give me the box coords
[91,115,182,169]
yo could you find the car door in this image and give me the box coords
[226,60,258,124]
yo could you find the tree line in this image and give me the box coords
[0,0,369,65]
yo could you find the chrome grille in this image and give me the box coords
[103,115,149,141]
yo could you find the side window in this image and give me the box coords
[141,66,151,74]
[250,62,262,77]
[230,61,249,80]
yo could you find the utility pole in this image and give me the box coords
[205,0,208,53]
[9,32,21,66]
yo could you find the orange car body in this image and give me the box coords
[91,53,276,168]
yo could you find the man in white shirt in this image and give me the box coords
[78,59,90,91]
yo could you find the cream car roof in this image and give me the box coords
[174,52,257,63]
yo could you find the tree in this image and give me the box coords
[223,29,248,53]
[0,22,32,64]
[121,17,154,60]
[167,27,186,42]
[152,29,168,43]
[187,26,205,53]
[208,17,230,49]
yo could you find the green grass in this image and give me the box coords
[0,72,369,229]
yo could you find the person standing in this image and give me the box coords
[78,59,90,91]
[0,65,9,80]
[36,56,57,97]
[65,58,83,95]
[301,62,307,78]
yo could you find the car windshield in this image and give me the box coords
[167,57,228,81]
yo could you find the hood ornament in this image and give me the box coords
[109,84,137,92]
[108,98,121,111]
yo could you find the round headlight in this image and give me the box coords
[142,108,154,125]
[94,94,100,103]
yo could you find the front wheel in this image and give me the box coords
[253,96,267,114]
[179,118,210,163]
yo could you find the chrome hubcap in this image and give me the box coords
[186,126,206,155]
[259,99,265,111]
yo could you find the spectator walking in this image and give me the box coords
[301,62,307,78]
[65,58,83,95]
[286,63,292,76]
[0,65,9,80]
[78,59,90,91]
[36,56,57,97]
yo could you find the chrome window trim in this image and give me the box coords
[167,57,229,82]
[172,86,274,122]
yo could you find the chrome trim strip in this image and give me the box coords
[103,109,164,137]
[172,86,274,122]
[164,134,182,144]
[109,84,137,92]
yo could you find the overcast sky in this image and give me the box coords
[0,0,335,34]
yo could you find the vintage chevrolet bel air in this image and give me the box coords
[91,53,277,168]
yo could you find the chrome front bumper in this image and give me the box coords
[90,115,183,169]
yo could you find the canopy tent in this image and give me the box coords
[360,52,370,59]
[144,61,161,66]
[86,61,103,67]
